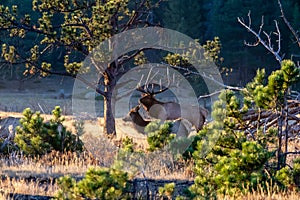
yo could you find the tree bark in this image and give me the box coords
[103,92,116,135]
[277,107,284,170]
[102,70,116,136]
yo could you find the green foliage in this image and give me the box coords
[164,37,223,67]
[168,136,195,157]
[281,59,300,86]
[188,59,300,197]
[14,106,83,155]
[0,0,161,135]
[121,136,134,153]
[145,121,176,152]
[243,68,270,109]
[163,37,223,96]
[54,167,131,200]
[0,0,133,76]
[275,166,294,189]
[112,136,146,175]
[189,117,271,197]
[133,51,148,66]
[159,182,176,199]
[53,175,80,199]
[275,158,300,189]
[164,53,191,68]
[202,37,224,67]
[292,158,300,187]
[14,108,50,155]
[243,59,300,109]
[212,141,270,194]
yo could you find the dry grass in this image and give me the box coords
[220,191,300,200]
[241,190,300,200]
[0,176,58,198]
[0,111,300,199]
[1,152,98,176]
[1,175,299,199]
[0,150,299,199]
[219,183,300,200]
[0,131,198,199]
[77,132,196,180]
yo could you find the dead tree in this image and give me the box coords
[238,1,300,169]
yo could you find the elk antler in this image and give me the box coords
[136,67,171,95]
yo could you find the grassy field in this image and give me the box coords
[1,123,300,199]
[0,77,299,199]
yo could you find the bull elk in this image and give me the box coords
[137,84,208,131]
[124,105,191,138]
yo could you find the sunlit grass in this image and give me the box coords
[0,116,299,199]
[0,176,58,198]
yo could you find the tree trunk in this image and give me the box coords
[277,107,284,170]
[103,72,116,136]
[103,93,116,135]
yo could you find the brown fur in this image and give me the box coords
[126,105,191,137]
[139,94,208,131]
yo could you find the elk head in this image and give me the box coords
[128,104,150,127]
[136,67,172,112]
[137,84,169,111]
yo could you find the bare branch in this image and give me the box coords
[118,48,153,65]
[283,151,300,155]
[238,12,283,63]
[198,90,222,100]
[274,20,281,55]
[278,0,300,48]
[258,15,264,35]
[170,64,243,92]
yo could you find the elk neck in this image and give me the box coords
[129,107,150,127]
[139,95,164,111]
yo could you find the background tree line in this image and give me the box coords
[1,0,300,87]
[155,0,300,86]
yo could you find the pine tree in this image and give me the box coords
[187,59,300,197]
[0,0,161,135]
[14,106,83,155]
[54,167,131,199]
